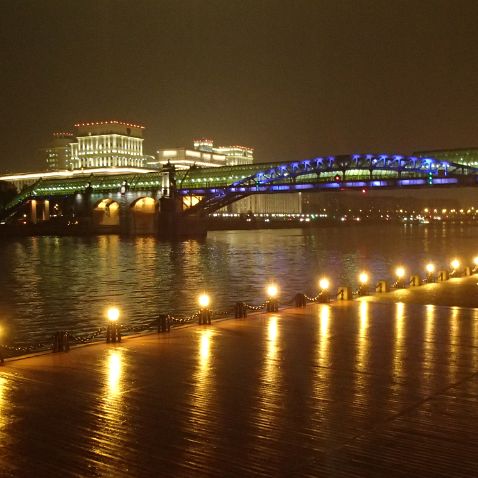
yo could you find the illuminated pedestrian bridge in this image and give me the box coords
[2,153,478,237]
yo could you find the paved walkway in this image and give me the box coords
[2,278,478,476]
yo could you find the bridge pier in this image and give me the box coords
[158,197,206,239]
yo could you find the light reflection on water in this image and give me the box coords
[2,224,478,344]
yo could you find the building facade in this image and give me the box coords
[70,121,153,169]
[152,147,227,169]
[44,132,74,171]
[194,138,254,166]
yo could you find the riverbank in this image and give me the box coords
[2,276,478,476]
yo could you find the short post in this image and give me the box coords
[234,302,247,318]
[464,266,472,276]
[158,314,171,333]
[294,293,307,308]
[199,308,211,325]
[266,299,279,312]
[409,275,421,287]
[437,270,449,282]
[375,280,389,293]
[337,286,352,301]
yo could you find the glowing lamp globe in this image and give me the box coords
[474,257,478,266]
[451,259,460,270]
[426,263,435,274]
[107,307,120,322]
[198,293,210,308]
[359,272,369,284]
[266,284,279,299]
[319,278,330,290]
[395,267,405,279]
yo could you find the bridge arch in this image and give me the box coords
[130,196,157,235]
[92,198,120,228]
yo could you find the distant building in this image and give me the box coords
[44,132,74,171]
[194,138,254,166]
[151,138,254,170]
[152,147,227,169]
[70,120,154,169]
[415,148,478,167]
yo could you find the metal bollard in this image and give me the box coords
[337,287,352,301]
[266,299,278,312]
[409,275,421,287]
[294,293,307,308]
[234,302,247,318]
[437,270,449,282]
[375,280,390,293]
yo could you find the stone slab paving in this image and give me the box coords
[1,281,478,476]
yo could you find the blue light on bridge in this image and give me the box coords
[432,178,458,185]
[344,181,367,188]
[371,180,387,187]
[398,179,426,186]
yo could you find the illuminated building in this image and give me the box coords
[415,148,478,167]
[194,138,254,166]
[152,147,227,169]
[44,132,74,171]
[70,121,154,170]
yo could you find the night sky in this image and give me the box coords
[1,0,478,173]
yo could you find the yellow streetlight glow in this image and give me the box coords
[473,257,478,266]
[426,263,435,274]
[266,284,279,298]
[395,267,405,279]
[359,272,369,284]
[198,293,210,308]
[319,278,330,290]
[106,307,120,322]
[451,259,460,270]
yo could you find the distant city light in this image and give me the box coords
[319,278,330,290]
[451,259,460,270]
[359,272,369,284]
[426,263,435,274]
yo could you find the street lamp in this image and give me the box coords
[425,263,435,283]
[357,271,369,296]
[450,258,461,277]
[393,266,406,289]
[318,277,330,303]
[198,293,211,325]
[266,283,279,312]
[106,306,121,343]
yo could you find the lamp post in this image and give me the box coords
[357,272,369,296]
[425,263,436,283]
[198,293,211,325]
[266,284,279,312]
[106,307,121,343]
[450,259,461,277]
[393,266,406,289]
[318,278,330,303]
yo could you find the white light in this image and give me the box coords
[451,259,460,270]
[395,267,405,279]
[267,284,279,298]
[359,272,369,284]
[198,293,210,308]
[474,256,478,266]
[107,307,120,322]
[319,278,330,290]
[426,263,435,273]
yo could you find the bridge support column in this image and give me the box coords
[42,199,50,221]
[30,199,37,224]
[158,197,207,239]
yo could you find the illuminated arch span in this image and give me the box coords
[130,196,156,210]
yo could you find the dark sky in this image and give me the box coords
[1,0,478,172]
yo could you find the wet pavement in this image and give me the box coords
[2,280,478,476]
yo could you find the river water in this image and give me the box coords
[0,224,477,345]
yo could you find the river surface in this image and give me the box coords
[0,223,477,345]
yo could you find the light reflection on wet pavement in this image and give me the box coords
[2,297,478,476]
